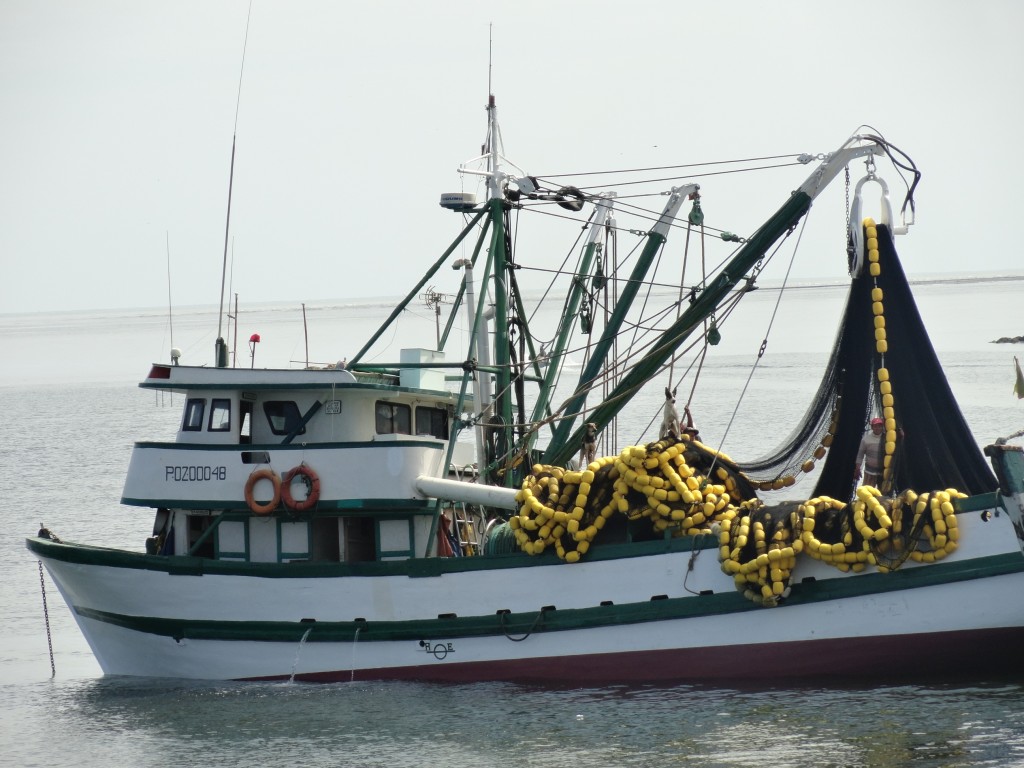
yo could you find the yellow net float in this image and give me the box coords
[512,226,961,600]
[516,438,968,607]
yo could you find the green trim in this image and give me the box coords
[956,492,1001,513]
[67,551,1024,645]
[26,531,712,578]
[332,500,434,512]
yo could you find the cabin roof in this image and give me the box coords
[138,363,458,398]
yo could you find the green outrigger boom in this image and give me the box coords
[541,139,885,467]
[527,195,616,441]
[545,183,699,459]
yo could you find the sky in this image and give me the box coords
[1,0,1022,317]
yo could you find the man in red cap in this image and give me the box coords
[855,417,885,487]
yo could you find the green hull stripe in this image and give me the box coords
[70,552,1024,644]
[75,557,1024,647]
[955,492,1002,512]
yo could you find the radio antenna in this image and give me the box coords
[166,231,174,354]
[215,0,253,367]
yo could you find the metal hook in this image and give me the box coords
[848,172,909,275]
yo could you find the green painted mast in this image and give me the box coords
[478,94,517,485]
[527,194,616,438]
[545,183,699,458]
[488,197,514,484]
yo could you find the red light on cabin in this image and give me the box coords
[147,365,172,379]
[249,333,261,343]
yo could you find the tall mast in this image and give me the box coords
[483,94,515,484]
[215,2,253,367]
[485,95,501,202]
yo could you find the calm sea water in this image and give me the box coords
[3,276,1024,767]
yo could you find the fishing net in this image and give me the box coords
[735,222,997,499]
[496,222,995,606]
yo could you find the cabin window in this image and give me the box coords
[209,398,231,432]
[263,401,305,436]
[375,401,411,435]
[183,398,205,432]
[415,406,449,439]
[240,402,252,444]
[310,518,340,561]
[187,515,215,558]
[344,517,377,563]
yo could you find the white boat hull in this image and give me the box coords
[31,500,1024,682]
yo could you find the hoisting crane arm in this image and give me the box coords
[542,136,887,466]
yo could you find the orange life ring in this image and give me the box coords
[244,468,281,515]
[281,464,321,512]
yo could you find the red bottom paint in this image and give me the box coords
[247,626,1024,685]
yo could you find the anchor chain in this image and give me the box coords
[38,561,55,677]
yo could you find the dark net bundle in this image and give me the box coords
[863,225,996,494]
[733,311,859,491]
[734,223,997,500]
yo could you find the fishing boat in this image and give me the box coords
[28,94,1024,683]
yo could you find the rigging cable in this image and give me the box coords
[705,213,811,480]
[497,153,816,457]
[552,161,805,194]
[629,283,751,443]
[517,192,749,243]
[536,152,807,180]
